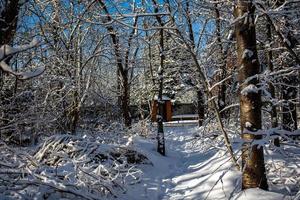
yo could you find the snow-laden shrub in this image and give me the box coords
[0,134,151,199]
[191,117,300,196]
[127,119,155,138]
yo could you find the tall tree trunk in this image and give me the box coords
[234,0,268,190]
[121,71,131,127]
[152,0,166,155]
[0,0,21,88]
[70,90,80,134]
[70,27,83,134]
[157,50,166,155]
[117,68,122,108]
[185,1,205,126]
[122,13,138,128]
[266,16,279,146]
[98,0,132,127]
[0,0,20,130]
[0,0,20,46]
[197,89,205,126]
[214,4,227,118]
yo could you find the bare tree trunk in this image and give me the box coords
[266,16,279,146]
[0,0,20,46]
[117,69,122,109]
[98,0,132,127]
[157,53,166,155]
[152,0,165,156]
[197,89,205,126]
[122,12,138,128]
[0,0,21,88]
[70,90,80,134]
[0,0,20,130]
[234,0,268,190]
[121,72,132,127]
[70,28,84,134]
[185,1,205,126]
[214,4,227,118]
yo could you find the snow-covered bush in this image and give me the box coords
[127,119,155,138]
[0,134,151,199]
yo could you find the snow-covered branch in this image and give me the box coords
[0,39,45,79]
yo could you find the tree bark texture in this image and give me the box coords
[197,90,205,126]
[152,0,166,156]
[234,0,268,190]
[214,4,227,118]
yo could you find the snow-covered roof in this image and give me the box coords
[153,95,171,100]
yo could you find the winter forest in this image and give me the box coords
[0,0,300,199]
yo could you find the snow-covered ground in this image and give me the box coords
[1,123,299,200]
[120,124,299,200]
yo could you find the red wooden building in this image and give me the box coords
[151,95,172,122]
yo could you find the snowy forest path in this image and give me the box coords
[120,124,295,200]
[122,124,234,200]
[160,125,222,200]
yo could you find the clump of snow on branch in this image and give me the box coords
[242,48,253,59]
[0,39,38,60]
[241,84,258,95]
[245,122,252,128]
[0,39,45,79]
